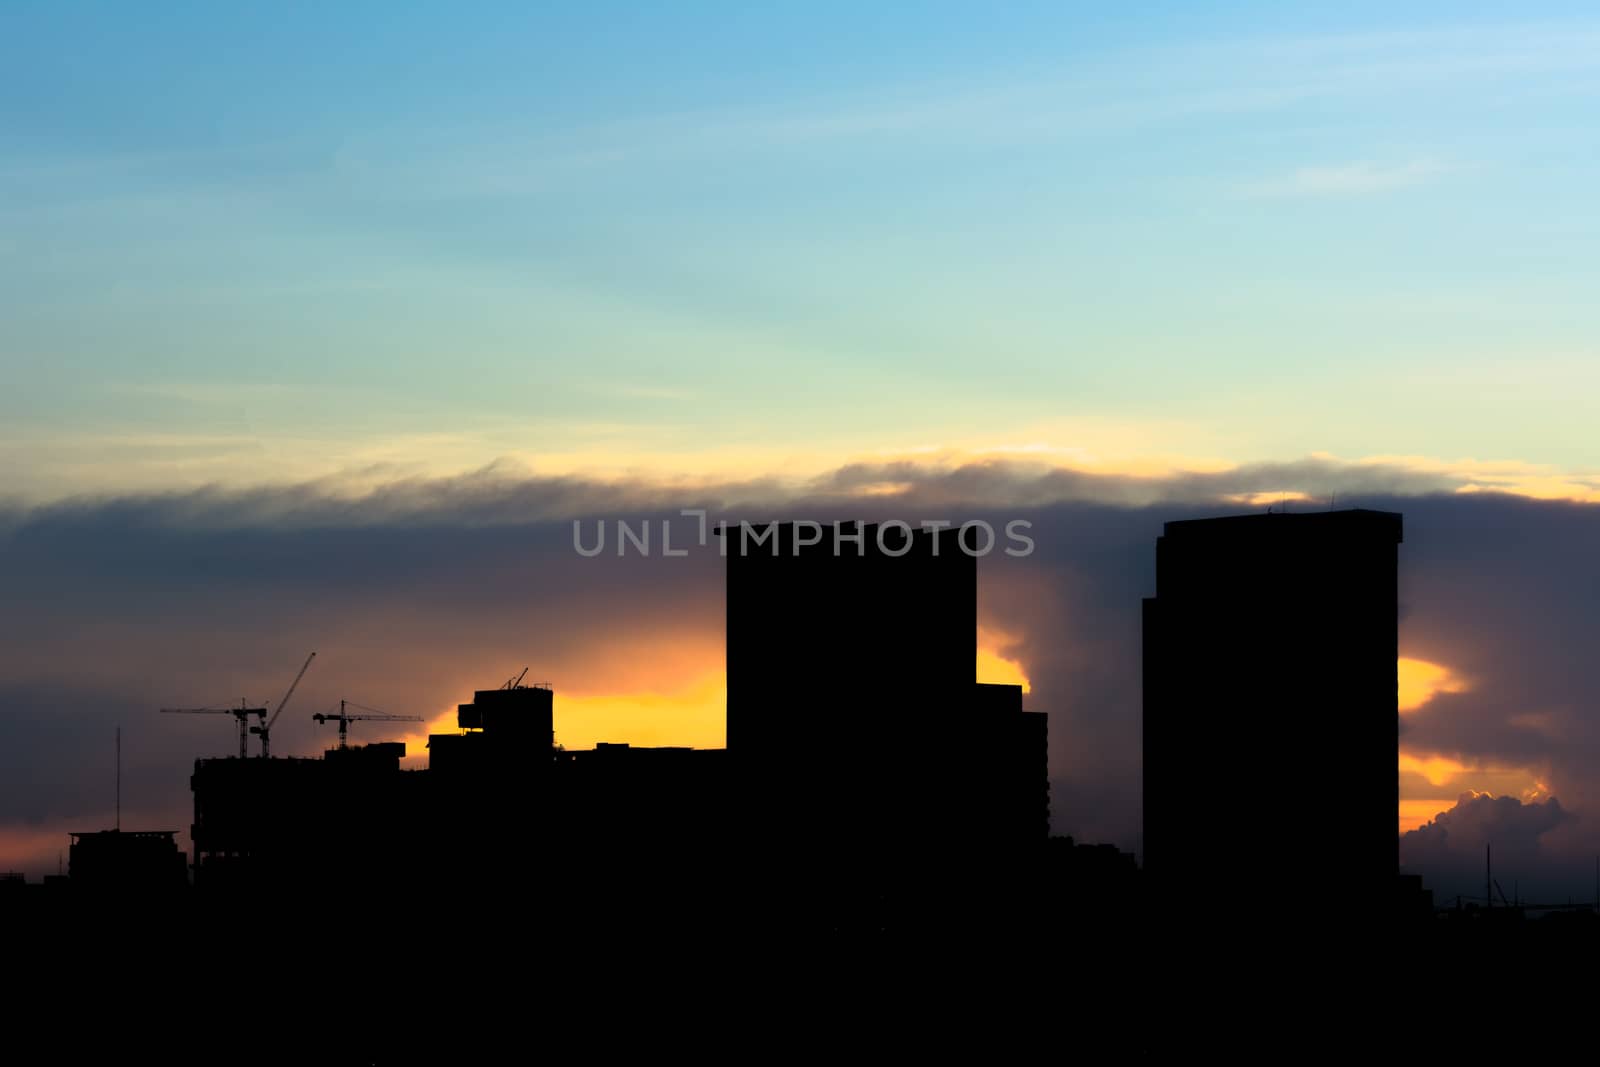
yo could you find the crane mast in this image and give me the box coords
[163,653,316,759]
[160,700,266,759]
[312,700,423,750]
[252,651,317,758]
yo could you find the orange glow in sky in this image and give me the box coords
[1398,728,1546,835]
[1398,799,1454,834]
[1398,656,1469,712]
[403,635,1032,761]
[393,647,1505,837]
[1388,655,1546,833]
[399,674,727,755]
[977,647,1031,693]
[552,674,727,750]
[1399,752,1471,787]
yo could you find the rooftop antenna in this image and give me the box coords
[1486,842,1492,911]
[115,726,121,832]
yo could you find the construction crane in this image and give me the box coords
[250,651,316,759]
[502,667,529,690]
[160,700,267,759]
[312,700,422,750]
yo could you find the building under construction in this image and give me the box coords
[176,522,1057,930]
[5,519,1128,944]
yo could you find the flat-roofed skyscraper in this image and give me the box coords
[1142,508,1402,923]
[724,521,978,847]
[721,520,1051,931]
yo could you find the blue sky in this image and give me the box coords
[4,2,1599,498]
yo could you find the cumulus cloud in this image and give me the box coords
[1401,792,1575,904]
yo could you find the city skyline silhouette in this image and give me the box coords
[8,9,1600,987]
[11,501,1597,940]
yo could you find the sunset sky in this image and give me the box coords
[6,3,1600,499]
[3,4,1599,900]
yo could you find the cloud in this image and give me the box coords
[1398,657,1470,713]
[1242,160,1448,198]
[4,462,1600,890]
[1401,792,1575,903]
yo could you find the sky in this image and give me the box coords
[5,2,1600,499]
[3,4,1599,900]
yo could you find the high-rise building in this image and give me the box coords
[1142,508,1402,922]
[724,521,979,847]
[722,520,1049,929]
[723,521,1048,846]
[972,682,1050,844]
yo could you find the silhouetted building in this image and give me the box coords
[727,522,971,842]
[191,746,425,899]
[1398,873,1434,922]
[454,683,554,744]
[723,521,1049,930]
[161,520,1068,938]
[424,682,557,893]
[549,743,733,926]
[972,682,1050,843]
[67,829,188,895]
[1142,508,1402,926]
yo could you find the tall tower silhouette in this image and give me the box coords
[721,520,1048,930]
[724,521,978,848]
[1142,508,1402,924]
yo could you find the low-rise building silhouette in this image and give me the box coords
[68,829,188,895]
